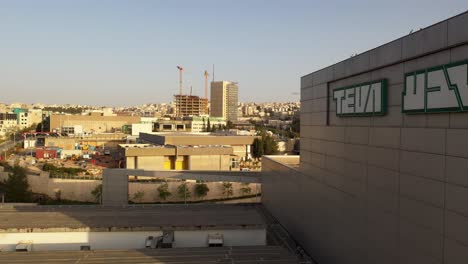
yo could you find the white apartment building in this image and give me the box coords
[190,116,226,132]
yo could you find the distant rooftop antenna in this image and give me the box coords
[212,64,215,82]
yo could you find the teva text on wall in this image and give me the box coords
[403,59,468,113]
[333,79,387,116]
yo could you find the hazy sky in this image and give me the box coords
[1,0,467,106]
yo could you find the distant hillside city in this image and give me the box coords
[0,84,300,205]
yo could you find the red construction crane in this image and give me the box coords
[177,66,183,96]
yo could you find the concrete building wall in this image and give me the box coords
[135,156,165,170]
[0,229,266,251]
[27,109,43,125]
[126,157,136,169]
[131,123,153,136]
[232,145,248,158]
[6,171,261,203]
[128,181,261,203]
[263,12,468,264]
[188,155,231,170]
[26,172,101,202]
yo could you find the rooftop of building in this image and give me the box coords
[0,246,300,263]
[139,132,257,146]
[0,204,264,233]
[118,143,234,156]
[119,143,231,149]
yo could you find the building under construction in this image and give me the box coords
[174,94,208,117]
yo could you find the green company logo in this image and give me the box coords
[333,79,387,116]
[403,59,468,113]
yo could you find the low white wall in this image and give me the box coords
[174,229,266,248]
[0,231,162,251]
[0,229,266,251]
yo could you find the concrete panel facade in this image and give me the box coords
[263,11,468,264]
[102,169,261,205]
[189,155,231,171]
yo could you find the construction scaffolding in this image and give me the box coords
[174,94,208,117]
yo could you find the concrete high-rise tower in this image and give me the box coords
[210,81,238,121]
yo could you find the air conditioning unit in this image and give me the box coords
[15,241,33,252]
[208,234,223,247]
[161,231,174,248]
[145,236,154,248]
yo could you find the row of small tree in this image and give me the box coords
[91,181,253,203]
[202,118,235,132]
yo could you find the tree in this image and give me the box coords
[35,122,43,132]
[222,182,233,198]
[252,138,264,158]
[202,118,206,132]
[54,189,62,201]
[177,182,191,199]
[133,191,145,203]
[194,182,209,199]
[207,118,211,132]
[251,130,278,157]
[263,135,279,155]
[226,120,234,129]
[157,182,171,201]
[3,165,31,202]
[91,184,102,203]
[240,183,252,195]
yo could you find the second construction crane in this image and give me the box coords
[174,66,208,117]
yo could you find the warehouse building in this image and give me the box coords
[262,11,468,264]
[118,143,233,170]
[139,132,256,160]
[49,113,140,134]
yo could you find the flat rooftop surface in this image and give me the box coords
[0,204,265,232]
[0,246,300,264]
